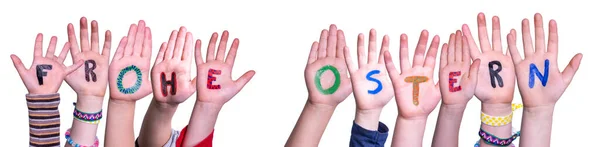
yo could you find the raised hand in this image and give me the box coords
[151,27,196,105]
[195,30,255,105]
[65,17,111,97]
[384,30,441,119]
[507,13,583,108]
[462,13,516,103]
[108,20,153,101]
[11,33,83,94]
[439,30,480,105]
[305,24,352,106]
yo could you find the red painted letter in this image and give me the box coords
[449,71,462,92]
[207,69,222,89]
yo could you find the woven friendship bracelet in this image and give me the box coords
[65,128,99,147]
[479,128,521,146]
[72,102,103,124]
[480,103,523,127]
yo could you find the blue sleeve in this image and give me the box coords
[349,121,389,147]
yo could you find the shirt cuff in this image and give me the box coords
[350,121,389,147]
[175,125,214,147]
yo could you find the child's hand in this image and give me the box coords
[304,25,352,107]
[151,27,197,105]
[108,21,153,101]
[384,30,441,119]
[439,30,480,106]
[507,14,582,108]
[65,17,111,97]
[11,34,83,94]
[194,31,255,106]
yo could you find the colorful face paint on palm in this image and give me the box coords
[314,65,341,95]
[207,69,222,89]
[449,71,462,92]
[529,59,549,88]
[36,64,52,85]
[160,72,177,96]
[116,65,143,94]
[488,61,504,88]
[84,60,97,82]
[366,70,383,94]
[404,76,428,106]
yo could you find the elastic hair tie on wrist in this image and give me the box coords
[72,102,103,124]
[478,128,521,146]
[65,128,99,147]
[481,103,523,126]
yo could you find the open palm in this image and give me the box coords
[65,17,112,97]
[462,13,515,103]
[343,29,393,110]
[384,30,441,119]
[304,25,352,106]
[507,14,582,108]
[195,31,255,105]
[151,27,197,105]
[439,30,480,105]
[108,21,153,101]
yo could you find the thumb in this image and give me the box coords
[466,59,481,86]
[234,70,256,91]
[65,59,84,75]
[561,53,583,85]
[11,54,28,74]
[191,76,197,89]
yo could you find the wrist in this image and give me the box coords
[481,103,512,116]
[306,100,337,112]
[108,99,136,107]
[354,108,382,130]
[151,99,178,112]
[75,95,104,112]
[194,101,224,114]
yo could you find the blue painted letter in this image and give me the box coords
[366,70,383,94]
[528,59,550,88]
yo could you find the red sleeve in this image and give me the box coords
[176,125,214,147]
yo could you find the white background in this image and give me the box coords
[1,0,598,146]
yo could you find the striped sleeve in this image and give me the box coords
[26,93,60,147]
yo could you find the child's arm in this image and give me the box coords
[138,26,197,147]
[507,13,583,147]
[11,33,83,146]
[183,30,256,146]
[104,20,153,147]
[286,25,353,147]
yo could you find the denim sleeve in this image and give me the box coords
[349,121,389,147]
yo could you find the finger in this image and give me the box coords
[91,20,100,52]
[491,16,503,52]
[367,29,378,64]
[462,35,471,62]
[182,32,194,61]
[46,36,58,57]
[234,70,256,91]
[378,35,389,64]
[440,43,448,70]
[561,53,583,85]
[142,27,152,58]
[225,38,240,66]
[318,30,328,59]
[336,30,346,58]
[412,30,429,68]
[34,33,43,57]
[124,24,137,56]
[343,46,357,72]
[206,32,218,61]
[57,42,70,63]
[326,24,337,57]
[195,39,205,65]
[455,30,463,62]
[384,51,401,85]
[10,55,28,74]
[547,20,558,56]
[477,13,492,52]
[399,34,411,72]
[165,30,178,60]
[112,37,128,61]
[307,41,318,64]
[155,42,167,65]
[534,13,546,54]
[133,20,146,56]
[357,33,366,67]
[173,26,187,59]
[424,35,440,68]
[215,30,230,61]
[447,33,456,63]
[522,19,535,58]
[65,59,85,75]
[468,59,481,84]
[462,24,481,58]
[67,24,81,55]
[102,30,112,59]
[507,29,522,64]
[80,17,91,51]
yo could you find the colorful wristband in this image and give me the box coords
[478,128,521,146]
[480,103,523,126]
[65,128,99,147]
[73,103,103,124]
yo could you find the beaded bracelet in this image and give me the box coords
[479,128,521,146]
[65,128,99,147]
[480,103,523,126]
[73,103,103,124]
